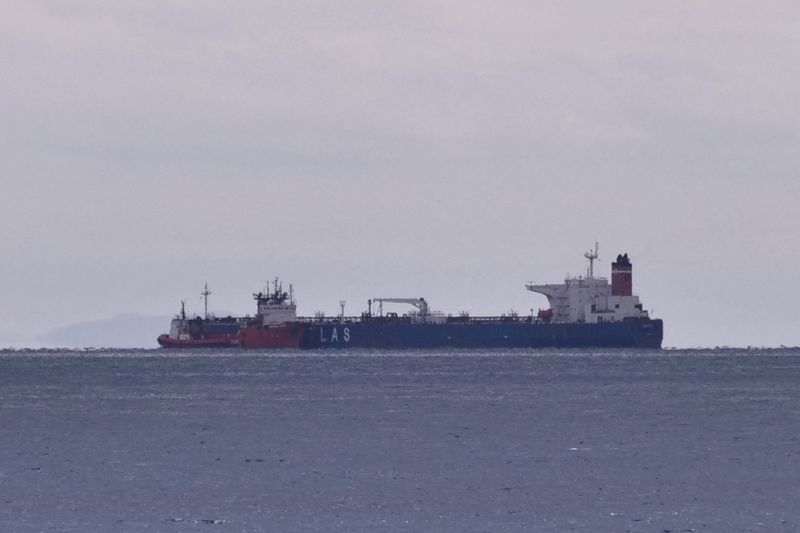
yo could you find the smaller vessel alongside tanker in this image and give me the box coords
[157,281,302,349]
[157,246,663,350]
[155,304,241,348]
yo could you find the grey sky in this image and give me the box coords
[2,1,798,347]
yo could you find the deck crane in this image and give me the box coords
[370,297,429,317]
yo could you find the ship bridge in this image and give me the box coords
[527,277,612,323]
[526,245,649,324]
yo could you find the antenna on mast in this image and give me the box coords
[201,283,212,319]
[273,277,281,297]
[584,242,599,279]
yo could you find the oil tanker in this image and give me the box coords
[157,247,663,349]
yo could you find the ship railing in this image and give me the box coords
[295,315,550,325]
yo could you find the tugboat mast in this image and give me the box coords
[201,283,212,319]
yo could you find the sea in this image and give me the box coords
[1,348,799,532]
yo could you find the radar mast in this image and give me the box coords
[584,242,599,279]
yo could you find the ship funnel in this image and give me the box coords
[611,253,633,296]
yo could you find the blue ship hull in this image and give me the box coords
[300,318,663,349]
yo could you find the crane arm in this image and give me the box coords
[372,297,429,316]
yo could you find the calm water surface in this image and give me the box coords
[1,348,799,532]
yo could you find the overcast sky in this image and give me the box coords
[2,1,798,347]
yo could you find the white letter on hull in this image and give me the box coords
[330,328,339,342]
[319,327,327,343]
[343,327,350,342]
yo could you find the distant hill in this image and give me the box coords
[39,314,172,349]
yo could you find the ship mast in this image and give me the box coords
[584,242,599,279]
[201,283,212,319]
[273,277,281,298]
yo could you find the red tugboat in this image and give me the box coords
[157,284,241,348]
[157,280,302,349]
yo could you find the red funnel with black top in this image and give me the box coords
[612,253,633,296]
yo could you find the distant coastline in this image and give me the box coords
[35,314,171,349]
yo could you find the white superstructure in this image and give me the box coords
[526,245,649,324]
[254,278,298,325]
